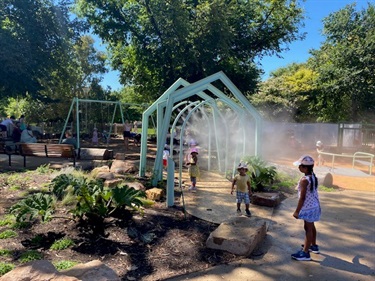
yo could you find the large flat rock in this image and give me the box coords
[206,216,266,256]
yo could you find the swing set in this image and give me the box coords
[59,97,125,149]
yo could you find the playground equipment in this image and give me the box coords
[59,97,125,149]
[318,151,374,175]
[139,71,263,206]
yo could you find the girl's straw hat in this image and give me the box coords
[237,162,248,171]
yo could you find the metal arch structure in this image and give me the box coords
[59,97,125,149]
[139,71,263,186]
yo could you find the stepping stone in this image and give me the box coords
[252,192,281,207]
[206,216,266,256]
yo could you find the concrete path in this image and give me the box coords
[169,172,375,281]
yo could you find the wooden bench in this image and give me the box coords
[18,143,76,167]
[352,152,374,175]
[0,139,19,166]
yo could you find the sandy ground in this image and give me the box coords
[268,152,374,192]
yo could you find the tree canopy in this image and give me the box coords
[256,3,375,123]
[0,0,110,124]
[0,0,78,97]
[75,0,305,102]
[309,3,375,122]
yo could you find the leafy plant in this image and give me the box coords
[19,250,43,263]
[273,172,299,190]
[9,193,55,222]
[0,230,17,239]
[50,174,76,200]
[50,238,75,251]
[11,221,31,230]
[53,260,78,271]
[0,215,15,227]
[0,262,14,276]
[0,249,12,256]
[242,156,277,191]
[319,185,336,192]
[111,185,147,213]
[36,164,52,174]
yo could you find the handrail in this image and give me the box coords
[352,152,374,175]
[318,151,374,175]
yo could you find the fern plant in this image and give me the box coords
[242,156,277,191]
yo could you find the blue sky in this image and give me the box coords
[99,0,370,91]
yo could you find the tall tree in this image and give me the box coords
[251,63,318,122]
[75,0,305,102]
[0,0,81,98]
[309,3,375,123]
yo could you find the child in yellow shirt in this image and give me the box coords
[231,163,252,216]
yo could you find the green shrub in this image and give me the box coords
[0,262,14,276]
[50,238,75,251]
[11,221,31,229]
[319,185,336,192]
[0,249,12,256]
[273,172,299,190]
[0,215,15,227]
[0,230,17,239]
[10,193,55,222]
[36,164,52,174]
[242,156,277,191]
[53,260,78,271]
[19,250,43,263]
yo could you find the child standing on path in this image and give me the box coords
[187,148,199,192]
[231,163,252,216]
[123,120,132,149]
[291,155,321,261]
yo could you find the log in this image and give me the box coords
[79,148,113,160]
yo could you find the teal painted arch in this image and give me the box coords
[139,71,262,187]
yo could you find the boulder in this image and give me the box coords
[104,178,124,188]
[206,216,266,256]
[0,260,120,281]
[123,181,146,191]
[251,192,281,207]
[114,153,125,160]
[95,172,115,181]
[146,188,164,201]
[62,260,120,281]
[91,166,111,178]
[110,160,139,174]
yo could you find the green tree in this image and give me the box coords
[75,0,305,101]
[308,3,375,122]
[0,0,77,98]
[251,63,318,122]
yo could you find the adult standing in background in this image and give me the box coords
[0,116,16,138]
[19,115,26,131]
[123,120,132,150]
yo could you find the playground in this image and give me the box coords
[0,72,373,280]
